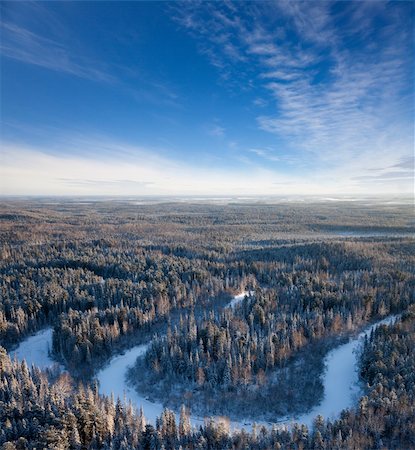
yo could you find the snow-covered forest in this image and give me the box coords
[0,199,414,449]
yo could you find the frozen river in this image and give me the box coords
[10,328,56,370]
[10,294,399,431]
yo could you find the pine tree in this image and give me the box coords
[179,405,190,439]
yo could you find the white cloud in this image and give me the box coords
[173,1,414,196]
[0,22,114,82]
[3,138,408,197]
[1,2,413,198]
[0,8,180,108]
[208,124,226,138]
[249,148,280,162]
[0,140,292,196]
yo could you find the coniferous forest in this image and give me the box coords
[0,199,414,449]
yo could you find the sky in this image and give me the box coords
[0,1,414,197]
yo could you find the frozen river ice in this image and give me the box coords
[11,294,399,431]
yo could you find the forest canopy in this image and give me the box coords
[0,199,414,449]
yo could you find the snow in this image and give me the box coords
[226,291,252,309]
[95,311,400,432]
[95,292,254,429]
[9,296,400,433]
[97,343,208,428]
[10,328,59,370]
[96,342,252,430]
[284,314,400,428]
[98,345,155,418]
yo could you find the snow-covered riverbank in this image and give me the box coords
[288,314,399,427]
[10,328,57,370]
[95,311,399,431]
[96,291,252,429]
[10,297,399,432]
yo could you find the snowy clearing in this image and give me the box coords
[226,290,253,309]
[10,329,59,370]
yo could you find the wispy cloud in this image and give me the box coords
[249,148,280,163]
[1,136,375,196]
[208,124,226,138]
[0,137,272,195]
[1,1,412,197]
[173,1,414,195]
[353,172,414,183]
[59,179,155,188]
[0,21,115,82]
[0,5,180,107]
[353,155,414,185]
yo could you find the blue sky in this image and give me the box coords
[0,1,413,196]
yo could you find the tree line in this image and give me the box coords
[135,251,413,418]
[1,308,414,449]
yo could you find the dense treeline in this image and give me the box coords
[357,308,415,447]
[146,271,412,386]
[1,310,414,449]
[1,200,414,448]
[49,271,233,372]
[32,239,415,375]
[0,247,243,348]
[135,243,414,417]
[1,201,413,355]
[52,306,158,370]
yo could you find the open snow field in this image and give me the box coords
[10,328,56,370]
